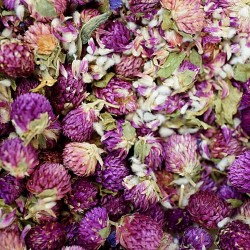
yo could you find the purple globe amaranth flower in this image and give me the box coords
[180,226,213,250]
[50,64,87,115]
[26,163,71,200]
[25,222,66,250]
[96,153,130,192]
[0,175,25,204]
[239,200,250,218]
[62,102,99,142]
[134,134,164,170]
[128,0,160,14]
[101,120,136,159]
[99,20,131,52]
[217,220,250,250]
[70,0,92,6]
[95,77,137,116]
[164,134,199,185]
[123,175,162,212]
[116,213,164,250]
[239,93,250,135]
[115,55,144,78]
[63,142,104,176]
[0,40,35,78]
[62,247,85,250]
[165,208,192,233]
[78,207,110,250]
[187,191,231,229]
[11,93,61,149]
[228,150,250,193]
[0,138,39,178]
[3,0,19,10]
[65,178,98,213]
[218,184,243,207]
[14,78,40,99]
[100,193,132,221]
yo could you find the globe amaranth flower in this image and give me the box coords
[71,0,93,6]
[78,207,110,250]
[81,8,100,24]
[63,142,104,177]
[218,184,243,207]
[123,175,162,212]
[96,152,130,192]
[128,0,160,14]
[0,174,25,204]
[239,200,250,218]
[14,78,41,99]
[99,20,131,52]
[65,178,98,213]
[217,220,250,250]
[228,150,250,193]
[11,93,61,149]
[0,138,39,178]
[134,134,164,170]
[116,213,164,250]
[94,77,137,116]
[50,64,87,115]
[0,40,35,78]
[115,55,144,78]
[164,134,199,185]
[25,222,66,250]
[180,226,213,250]
[101,120,136,159]
[62,247,85,250]
[62,103,99,142]
[26,163,71,200]
[187,191,231,229]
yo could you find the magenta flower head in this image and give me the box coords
[25,222,66,250]
[134,134,164,170]
[164,134,199,185]
[180,226,213,250]
[51,64,87,115]
[96,152,130,192]
[128,0,160,14]
[187,191,231,229]
[228,150,250,193]
[94,77,137,116]
[62,103,99,142]
[0,40,35,78]
[78,207,110,250]
[240,93,250,135]
[63,142,104,176]
[62,247,85,250]
[99,20,131,52]
[11,93,61,149]
[217,220,250,250]
[14,78,40,99]
[0,174,25,204]
[65,178,98,213]
[101,120,136,159]
[116,213,164,250]
[26,163,71,200]
[0,138,39,178]
[123,175,161,211]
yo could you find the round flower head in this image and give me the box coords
[65,178,98,213]
[81,8,100,24]
[180,226,213,250]
[95,77,137,116]
[0,138,39,178]
[228,150,250,193]
[0,40,35,78]
[218,184,243,205]
[123,175,161,212]
[134,134,164,170]
[14,78,40,99]
[26,163,71,199]
[115,55,144,78]
[217,220,250,250]
[51,64,87,115]
[101,120,136,159]
[187,191,231,229]
[99,20,131,52]
[62,103,99,142]
[0,175,25,204]
[78,207,110,250]
[129,0,160,14]
[116,213,164,250]
[11,93,60,148]
[63,142,103,176]
[96,153,130,192]
[25,222,66,250]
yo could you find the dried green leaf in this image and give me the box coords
[173,70,196,94]
[100,112,116,131]
[34,0,57,18]
[99,226,111,239]
[161,10,174,30]
[226,199,243,208]
[190,49,202,69]
[122,121,136,141]
[94,72,115,88]
[36,188,57,198]
[134,139,151,163]
[233,63,250,82]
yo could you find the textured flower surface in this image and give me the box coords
[129,0,160,14]
[14,78,40,99]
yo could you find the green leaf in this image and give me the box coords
[173,70,196,94]
[134,139,151,163]
[94,72,115,88]
[186,118,211,129]
[190,49,203,70]
[36,188,57,198]
[157,52,186,78]
[122,121,136,141]
[34,0,57,18]
[226,199,243,208]
[81,12,111,44]
[100,112,117,131]
[233,63,250,82]
[99,226,111,239]
[161,10,174,30]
